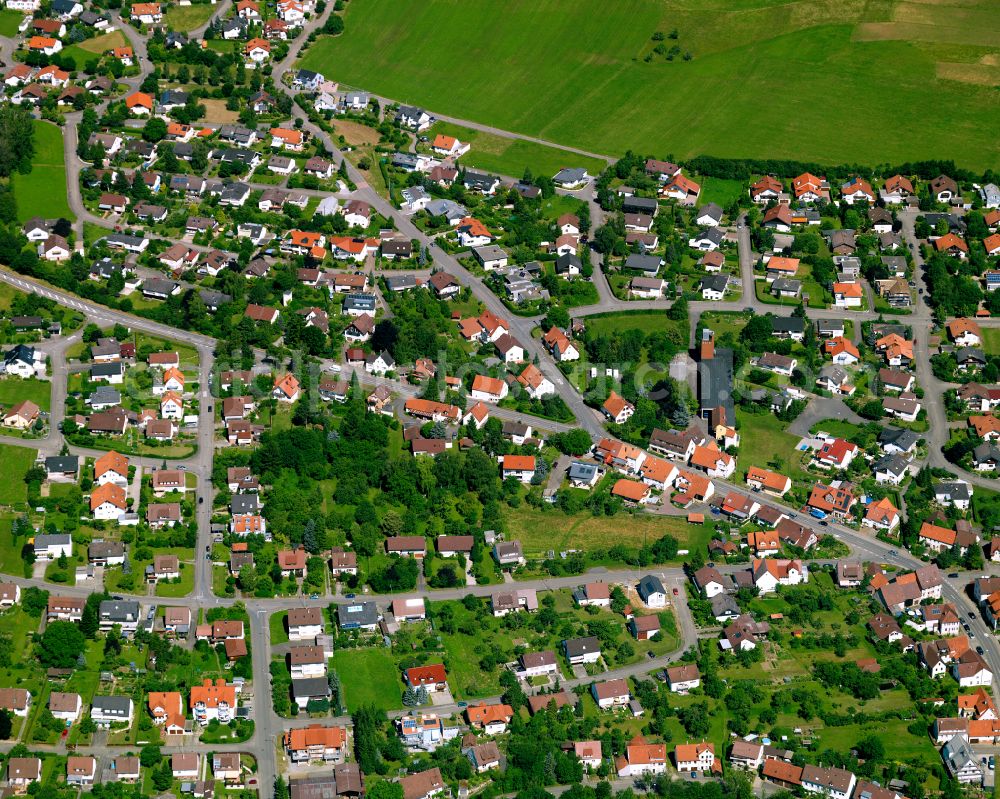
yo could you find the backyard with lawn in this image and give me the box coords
[0,378,51,413]
[981,326,1000,356]
[0,443,37,506]
[332,647,403,712]
[735,408,812,484]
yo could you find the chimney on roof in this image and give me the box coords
[699,328,715,361]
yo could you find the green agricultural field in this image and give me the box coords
[299,0,1000,170]
[423,121,607,181]
[0,9,23,37]
[12,121,73,223]
[0,379,51,413]
[163,2,216,31]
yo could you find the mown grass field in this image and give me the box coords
[61,30,131,69]
[163,2,216,31]
[13,121,73,223]
[735,408,813,484]
[505,505,715,556]
[0,9,23,37]
[981,326,1000,355]
[0,444,36,505]
[585,310,687,340]
[333,648,402,711]
[299,0,1000,169]
[0,378,51,413]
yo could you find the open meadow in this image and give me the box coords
[12,121,73,223]
[299,0,1000,170]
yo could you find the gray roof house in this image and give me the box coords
[624,254,663,274]
[90,695,133,726]
[292,678,332,708]
[552,167,589,187]
[567,461,599,487]
[336,601,379,630]
[637,575,666,604]
[45,455,79,477]
[942,733,983,784]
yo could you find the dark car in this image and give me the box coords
[978,646,985,655]
[970,612,977,619]
[949,573,959,578]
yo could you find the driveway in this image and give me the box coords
[787,396,865,438]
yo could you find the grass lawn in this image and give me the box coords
[132,332,200,366]
[504,505,715,557]
[297,0,1000,170]
[163,3,216,30]
[206,39,238,53]
[808,417,867,441]
[699,310,749,341]
[816,718,937,763]
[735,408,811,484]
[12,121,72,223]
[269,611,289,645]
[0,9,23,37]
[77,30,130,54]
[698,177,744,209]
[0,444,37,505]
[332,648,402,712]
[0,517,27,576]
[982,327,1000,355]
[423,121,607,180]
[62,30,130,65]
[584,310,686,340]
[0,378,51,412]
[154,563,195,597]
